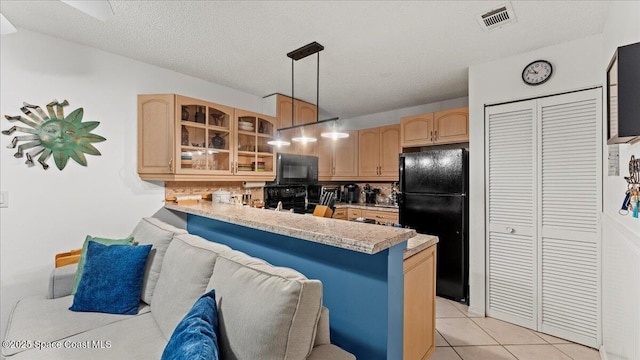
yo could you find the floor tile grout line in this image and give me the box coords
[551,343,579,360]
[436,330,453,348]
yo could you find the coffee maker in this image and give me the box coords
[343,183,360,204]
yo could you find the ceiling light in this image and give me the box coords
[61,0,114,22]
[267,131,291,146]
[291,136,318,143]
[320,120,349,139]
[0,13,17,35]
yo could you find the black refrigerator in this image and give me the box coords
[399,149,469,303]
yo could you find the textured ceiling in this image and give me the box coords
[0,1,610,119]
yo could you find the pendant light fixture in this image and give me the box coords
[320,120,349,139]
[270,42,348,144]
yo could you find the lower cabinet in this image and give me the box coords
[332,208,347,220]
[404,245,436,360]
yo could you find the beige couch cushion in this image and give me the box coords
[207,250,323,360]
[2,295,149,357]
[129,217,187,304]
[8,313,165,360]
[151,234,231,339]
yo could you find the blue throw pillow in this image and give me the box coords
[70,241,152,315]
[161,289,220,360]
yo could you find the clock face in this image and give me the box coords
[522,60,553,85]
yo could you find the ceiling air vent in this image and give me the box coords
[477,3,517,31]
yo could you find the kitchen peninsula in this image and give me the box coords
[166,201,438,360]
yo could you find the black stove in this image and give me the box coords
[263,185,307,214]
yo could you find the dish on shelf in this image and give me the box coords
[239,126,254,131]
[237,163,253,171]
[238,121,253,127]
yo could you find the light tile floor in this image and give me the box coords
[433,297,601,360]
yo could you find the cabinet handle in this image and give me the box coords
[169,158,173,172]
[434,130,438,140]
[430,131,433,142]
[506,227,515,234]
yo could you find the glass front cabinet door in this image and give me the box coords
[234,109,276,176]
[176,96,234,175]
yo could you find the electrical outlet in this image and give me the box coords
[0,191,7,208]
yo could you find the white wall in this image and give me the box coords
[339,96,468,130]
[0,29,264,338]
[600,2,640,359]
[468,34,604,316]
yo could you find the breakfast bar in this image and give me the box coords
[165,202,438,360]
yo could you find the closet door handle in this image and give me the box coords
[506,227,515,234]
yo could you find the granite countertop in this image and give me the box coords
[166,201,417,254]
[334,203,399,213]
[404,234,439,260]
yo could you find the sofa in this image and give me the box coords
[2,217,355,360]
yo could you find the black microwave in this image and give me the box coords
[275,153,318,185]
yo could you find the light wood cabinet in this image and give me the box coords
[332,208,347,220]
[274,94,318,156]
[404,245,436,360]
[318,130,359,181]
[137,94,277,181]
[358,124,400,180]
[361,209,398,224]
[347,208,361,221]
[400,106,468,147]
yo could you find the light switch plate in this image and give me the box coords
[0,191,8,208]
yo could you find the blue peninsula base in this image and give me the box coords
[187,214,406,360]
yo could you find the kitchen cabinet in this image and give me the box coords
[358,124,400,180]
[137,94,276,181]
[274,94,318,156]
[347,208,361,221]
[332,208,347,220]
[400,106,469,147]
[361,209,398,224]
[318,130,359,180]
[404,245,436,360]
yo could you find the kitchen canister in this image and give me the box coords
[211,189,231,203]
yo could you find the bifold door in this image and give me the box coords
[485,88,601,348]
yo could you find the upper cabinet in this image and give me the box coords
[318,130,359,181]
[273,94,319,156]
[358,124,400,181]
[137,94,276,181]
[400,106,469,147]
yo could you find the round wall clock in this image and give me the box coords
[522,60,553,86]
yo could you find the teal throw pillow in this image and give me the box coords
[69,241,152,315]
[161,289,220,360]
[72,235,135,294]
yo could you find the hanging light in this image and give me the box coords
[267,131,291,146]
[291,136,318,143]
[320,120,349,139]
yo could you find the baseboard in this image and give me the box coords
[468,305,485,317]
[599,345,608,360]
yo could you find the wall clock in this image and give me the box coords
[522,60,553,86]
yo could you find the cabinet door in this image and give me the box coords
[332,130,359,178]
[433,107,469,144]
[177,96,233,175]
[401,113,434,147]
[379,125,400,179]
[276,95,294,129]
[404,245,436,360]
[361,210,398,224]
[347,208,362,220]
[358,129,380,177]
[295,100,317,125]
[138,94,175,174]
[486,100,537,329]
[235,109,277,177]
[317,135,334,179]
[332,208,347,220]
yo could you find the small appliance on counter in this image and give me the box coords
[306,184,323,210]
[362,184,380,204]
[343,183,360,204]
[264,185,307,213]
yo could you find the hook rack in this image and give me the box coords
[621,155,640,218]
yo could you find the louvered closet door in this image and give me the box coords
[538,89,601,347]
[485,101,537,329]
